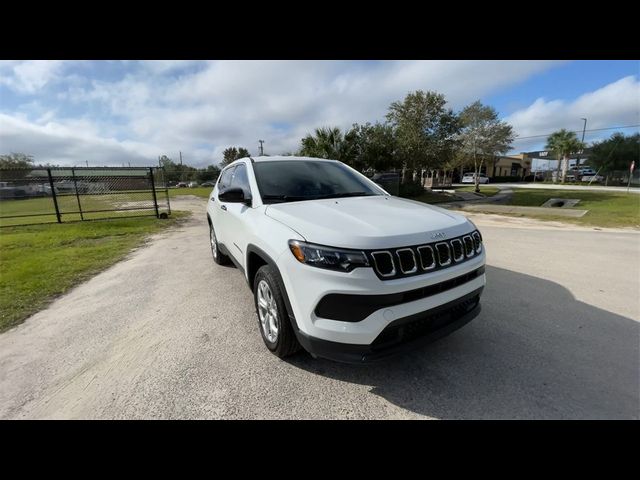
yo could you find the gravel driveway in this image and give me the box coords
[1,197,638,419]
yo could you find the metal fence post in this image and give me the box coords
[71,167,84,220]
[162,166,171,215]
[47,168,62,223]
[149,167,160,218]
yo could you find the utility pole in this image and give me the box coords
[258,140,265,156]
[85,160,89,167]
[576,118,587,169]
[179,151,183,165]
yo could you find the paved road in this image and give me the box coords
[453,183,640,194]
[0,197,638,419]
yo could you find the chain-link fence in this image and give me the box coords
[0,167,171,227]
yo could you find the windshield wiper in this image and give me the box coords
[261,194,310,203]
[314,192,376,200]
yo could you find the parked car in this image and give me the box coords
[0,182,27,199]
[461,172,490,184]
[200,181,216,187]
[371,172,400,183]
[371,172,401,195]
[207,156,485,362]
[176,182,188,188]
[188,181,199,188]
[581,175,604,183]
[570,166,596,175]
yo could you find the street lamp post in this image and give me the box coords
[576,118,587,169]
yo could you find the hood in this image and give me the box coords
[265,196,473,249]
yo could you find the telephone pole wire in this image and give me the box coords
[258,140,265,156]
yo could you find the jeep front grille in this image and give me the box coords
[371,251,395,277]
[417,245,435,270]
[450,239,464,262]
[463,235,475,257]
[435,242,451,266]
[396,248,417,274]
[472,231,482,253]
[366,230,483,280]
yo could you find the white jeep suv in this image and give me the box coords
[207,156,486,363]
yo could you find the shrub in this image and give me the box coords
[399,180,425,198]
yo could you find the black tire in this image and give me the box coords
[209,221,230,265]
[253,265,301,358]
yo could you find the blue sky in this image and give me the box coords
[0,60,638,167]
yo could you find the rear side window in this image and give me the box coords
[218,166,236,191]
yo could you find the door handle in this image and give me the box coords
[220,205,227,211]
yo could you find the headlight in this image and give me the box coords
[288,240,369,272]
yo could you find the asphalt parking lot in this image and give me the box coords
[0,197,638,419]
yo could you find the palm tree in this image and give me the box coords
[545,129,585,183]
[300,127,353,161]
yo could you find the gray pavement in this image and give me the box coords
[452,183,640,194]
[0,197,638,419]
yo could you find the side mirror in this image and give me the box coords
[218,187,252,206]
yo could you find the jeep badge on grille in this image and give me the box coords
[431,232,446,240]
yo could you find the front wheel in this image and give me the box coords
[209,222,230,265]
[253,265,301,358]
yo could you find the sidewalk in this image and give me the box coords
[437,186,513,208]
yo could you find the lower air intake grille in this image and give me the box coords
[371,294,480,349]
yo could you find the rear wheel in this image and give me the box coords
[209,222,230,265]
[253,265,301,358]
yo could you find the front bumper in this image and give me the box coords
[295,288,483,363]
[277,247,486,345]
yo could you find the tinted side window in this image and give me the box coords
[218,166,236,191]
[230,164,250,196]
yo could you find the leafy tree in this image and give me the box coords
[221,147,239,167]
[545,129,585,183]
[349,122,398,172]
[299,127,356,164]
[0,153,35,181]
[0,152,34,169]
[197,165,221,183]
[221,147,251,167]
[159,155,199,182]
[386,90,460,182]
[588,133,639,176]
[457,101,514,192]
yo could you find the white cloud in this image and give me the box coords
[0,60,66,94]
[507,75,640,152]
[0,114,157,166]
[4,60,636,168]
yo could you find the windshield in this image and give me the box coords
[252,160,384,204]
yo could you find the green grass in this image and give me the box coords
[0,192,171,227]
[455,186,500,196]
[167,187,213,199]
[0,212,189,333]
[503,189,640,228]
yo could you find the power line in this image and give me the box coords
[512,124,640,141]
